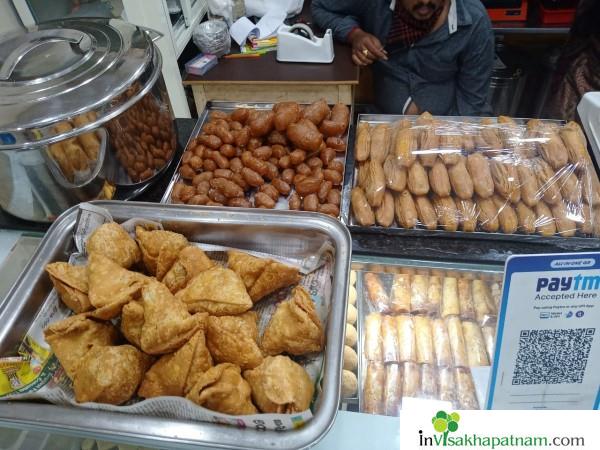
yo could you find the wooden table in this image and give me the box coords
[183,5,359,112]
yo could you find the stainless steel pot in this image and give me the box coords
[0,19,177,222]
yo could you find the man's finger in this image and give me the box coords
[364,38,388,61]
[357,48,377,63]
[352,53,367,66]
[353,49,372,65]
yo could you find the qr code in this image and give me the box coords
[512,328,594,385]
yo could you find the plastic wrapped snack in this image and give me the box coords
[363,361,385,414]
[410,274,430,313]
[384,363,402,416]
[414,315,435,365]
[390,274,411,313]
[438,366,456,404]
[396,314,416,362]
[364,312,383,361]
[446,315,468,367]
[427,276,443,315]
[482,324,497,363]
[382,315,399,363]
[457,278,476,320]
[431,318,452,367]
[401,361,420,400]
[461,320,490,366]
[364,272,390,313]
[454,367,480,409]
[420,363,439,399]
[472,280,496,324]
[351,114,597,239]
[440,277,460,317]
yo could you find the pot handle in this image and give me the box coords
[0,29,92,81]
[138,25,163,43]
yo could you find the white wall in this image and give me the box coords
[0,1,25,34]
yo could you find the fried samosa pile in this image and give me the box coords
[43,222,323,416]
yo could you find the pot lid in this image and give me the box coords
[0,18,162,149]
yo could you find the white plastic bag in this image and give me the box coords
[208,0,234,24]
[245,0,304,18]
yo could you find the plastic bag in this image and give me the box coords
[245,0,304,18]
[207,0,234,24]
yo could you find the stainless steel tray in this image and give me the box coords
[340,114,600,252]
[0,201,352,450]
[161,101,353,217]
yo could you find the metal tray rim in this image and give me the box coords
[0,201,352,450]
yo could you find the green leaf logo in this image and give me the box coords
[431,411,460,446]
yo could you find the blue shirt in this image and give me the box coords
[312,0,494,115]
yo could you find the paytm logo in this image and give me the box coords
[536,275,600,292]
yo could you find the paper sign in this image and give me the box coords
[487,253,600,410]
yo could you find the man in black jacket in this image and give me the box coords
[312,0,494,116]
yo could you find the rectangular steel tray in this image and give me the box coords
[160,101,353,218]
[0,201,352,450]
[340,114,600,253]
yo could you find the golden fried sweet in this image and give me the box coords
[138,280,202,355]
[138,329,213,398]
[44,314,118,379]
[243,356,314,413]
[46,262,91,313]
[135,226,188,276]
[162,246,215,293]
[227,251,301,303]
[87,253,149,320]
[206,312,263,370]
[261,286,325,356]
[186,363,257,415]
[175,266,252,316]
[86,222,141,269]
[73,345,151,405]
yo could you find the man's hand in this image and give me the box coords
[349,29,388,66]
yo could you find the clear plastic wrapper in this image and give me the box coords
[401,361,420,400]
[364,272,390,313]
[431,318,452,367]
[383,363,402,416]
[390,274,411,313]
[472,279,497,324]
[461,320,490,367]
[419,363,439,399]
[396,314,416,362]
[438,366,456,404]
[454,367,480,410]
[457,278,476,320]
[410,274,430,313]
[427,276,442,315]
[445,315,468,367]
[489,281,502,310]
[363,361,385,414]
[382,315,399,363]
[414,315,435,365]
[350,115,598,239]
[440,277,460,317]
[482,324,497,363]
[364,312,383,361]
